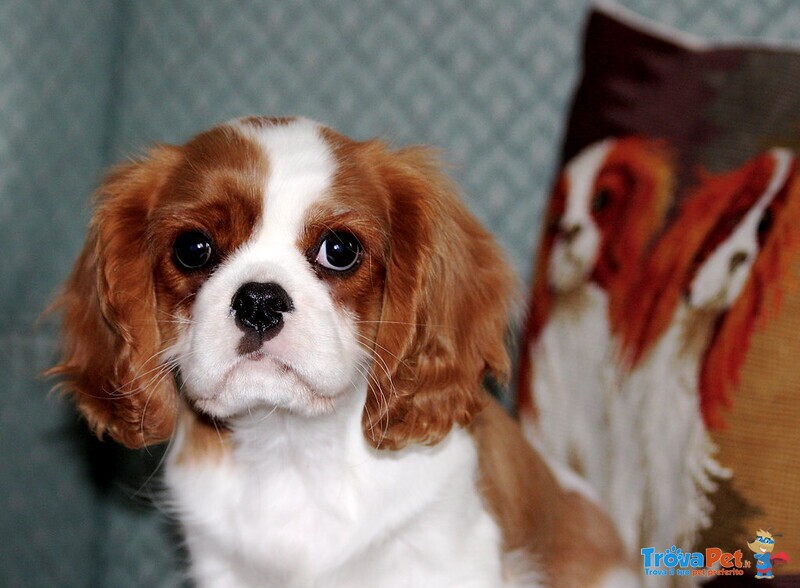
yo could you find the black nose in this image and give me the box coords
[560,224,582,243]
[231,282,294,339]
[729,250,749,272]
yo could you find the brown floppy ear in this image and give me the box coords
[47,146,182,448]
[363,145,517,450]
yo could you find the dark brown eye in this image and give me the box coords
[173,231,214,271]
[315,231,362,272]
[757,209,773,240]
[592,188,611,213]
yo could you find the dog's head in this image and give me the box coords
[546,137,672,294]
[622,149,796,365]
[685,148,794,311]
[694,148,799,428]
[615,148,800,427]
[49,117,515,450]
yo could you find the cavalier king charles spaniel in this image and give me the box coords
[50,117,634,587]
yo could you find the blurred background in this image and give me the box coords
[2,1,799,585]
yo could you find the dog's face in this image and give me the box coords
[50,118,514,451]
[748,531,775,554]
[547,138,671,293]
[686,149,793,311]
[546,140,609,292]
[163,120,376,421]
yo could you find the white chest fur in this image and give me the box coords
[609,304,729,558]
[164,388,508,588]
[526,283,612,491]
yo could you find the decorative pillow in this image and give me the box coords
[517,4,800,582]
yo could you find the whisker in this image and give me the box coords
[353,358,393,445]
[139,363,178,455]
[354,332,411,371]
[353,319,450,329]
[133,423,177,500]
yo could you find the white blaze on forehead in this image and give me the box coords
[181,118,361,415]
[234,118,336,246]
[709,147,792,251]
[562,138,615,226]
[753,147,793,214]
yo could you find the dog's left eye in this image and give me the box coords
[592,188,611,213]
[757,208,773,239]
[172,230,214,271]
[315,231,362,272]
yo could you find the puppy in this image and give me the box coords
[50,117,634,588]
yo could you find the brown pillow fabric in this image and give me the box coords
[517,5,800,581]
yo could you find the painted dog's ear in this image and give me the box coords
[47,146,183,448]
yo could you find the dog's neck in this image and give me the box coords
[223,378,378,469]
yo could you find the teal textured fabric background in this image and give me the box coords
[2,1,799,585]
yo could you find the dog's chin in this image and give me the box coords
[548,253,589,294]
[185,356,341,420]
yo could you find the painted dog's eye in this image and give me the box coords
[592,188,611,213]
[173,230,214,271]
[315,231,362,272]
[549,214,563,234]
[757,209,773,238]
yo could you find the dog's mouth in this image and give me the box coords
[236,337,315,389]
[243,348,267,361]
[193,352,339,418]
[549,247,589,292]
[244,352,314,389]
[236,329,279,357]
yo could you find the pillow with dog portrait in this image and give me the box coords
[516,3,800,578]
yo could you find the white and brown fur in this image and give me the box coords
[518,137,673,504]
[50,117,635,587]
[614,149,795,583]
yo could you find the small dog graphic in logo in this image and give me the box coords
[747,529,790,579]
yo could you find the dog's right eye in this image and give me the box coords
[314,231,362,272]
[173,231,214,271]
[757,208,773,242]
[591,188,611,213]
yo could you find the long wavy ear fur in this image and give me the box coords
[47,146,182,448]
[362,145,516,450]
